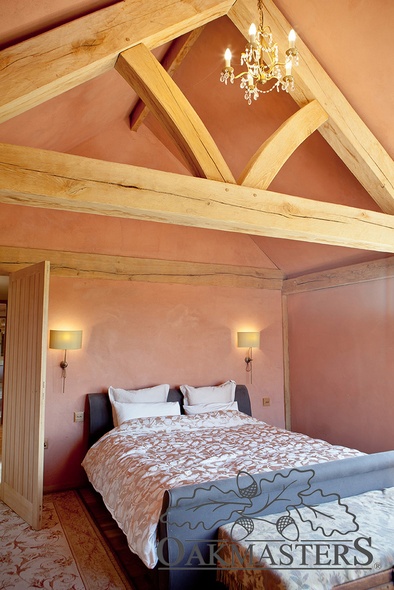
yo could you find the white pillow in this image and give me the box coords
[108,384,170,426]
[108,384,169,404]
[184,401,239,415]
[180,380,236,405]
[112,401,180,425]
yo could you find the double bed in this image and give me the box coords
[82,384,394,590]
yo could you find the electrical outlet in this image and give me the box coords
[74,411,84,423]
[262,397,271,407]
[44,439,48,449]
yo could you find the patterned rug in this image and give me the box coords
[0,490,134,590]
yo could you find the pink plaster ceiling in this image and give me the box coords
[274,0,394,159]
[0,0,392,276]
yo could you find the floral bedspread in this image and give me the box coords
[81,410,362,569]
[217,486,394,590]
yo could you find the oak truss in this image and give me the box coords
[0,0,393,272]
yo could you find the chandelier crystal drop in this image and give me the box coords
[220,0,299,105]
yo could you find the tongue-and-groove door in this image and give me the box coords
[0,261,50,529]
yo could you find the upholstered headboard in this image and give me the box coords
[86,384,252,447]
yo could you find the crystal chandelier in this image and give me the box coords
[220,0,299,105]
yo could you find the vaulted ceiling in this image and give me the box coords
[0,0,393,286]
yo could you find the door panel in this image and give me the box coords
[0,261,49,529]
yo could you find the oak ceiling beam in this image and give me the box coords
[0,246,283,290]
[1,143,394,254]
[228,0,394,214]
[116,44,234,182]
[0,0,233,124]
[130,27,205,132]
[239,100,328,189]
[283,255,394,295]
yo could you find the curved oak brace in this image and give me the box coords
[239,100,328,189]
[116,44,235,183]
[130,28,205,132]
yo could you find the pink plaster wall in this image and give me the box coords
[45,277,284,490]
[288,279,394,454]
[0,203,284,490]
[0,203,277,268]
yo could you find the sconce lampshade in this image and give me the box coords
[237,331,260,349]
[49,330,83,350]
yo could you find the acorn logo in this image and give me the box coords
[236,471,258,499]
[276,514,300,541]
[231,516,255,542]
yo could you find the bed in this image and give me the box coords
[82,384,394,590]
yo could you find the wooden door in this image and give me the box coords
[0,261,50,529]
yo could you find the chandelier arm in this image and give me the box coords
[263,61,287,71]
[259,24,272,35]
[233,71,249,80]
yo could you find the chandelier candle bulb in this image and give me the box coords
[249,23,257,44]
[288,29,296,49]
[224,48,232,68]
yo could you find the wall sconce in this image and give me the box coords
[237,331,260,383]
[49,330,83,392]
